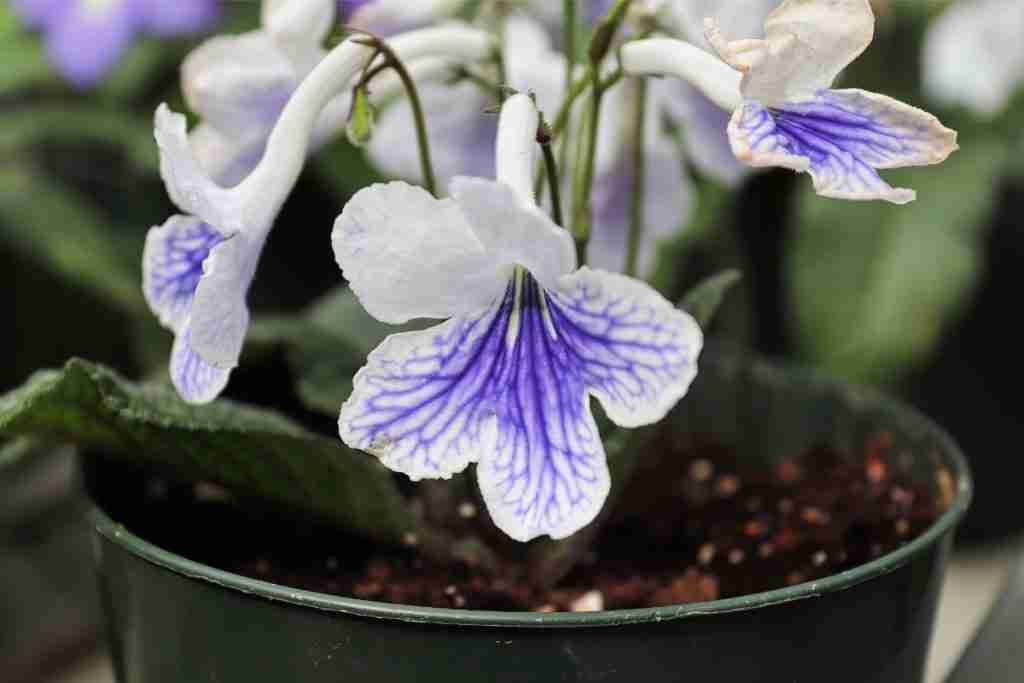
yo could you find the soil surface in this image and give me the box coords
[96,432,946,612]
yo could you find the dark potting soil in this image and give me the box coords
[97,432,948,613]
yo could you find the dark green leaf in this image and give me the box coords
[789,139,1007,385]
[0,359,416,544]
[679,269,742,328]
[0,166,146,314]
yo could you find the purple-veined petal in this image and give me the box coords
[188,235,257,370]
[43,0,141,89]
[170,323,232,405]
[707,0,874,106]
[340,268,701,541]
[142,215,225,334]
[451,177,577,290]
[181,32,297,144]
[332,181,507,324]
[140,0,219,36]
[729,89,958,204]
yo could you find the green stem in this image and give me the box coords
[539,121,565,228]
[551,68,591,139]
[570,70,605,263]
[563,0,577,79]
[625,77,648,277]
[356,36,437,196]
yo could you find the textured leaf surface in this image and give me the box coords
[0,359,415,543]
[789,139,1006,385]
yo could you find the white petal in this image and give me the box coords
[339,306,506,481]
[729,89,958,204]
[503,12,567,116]
[923,0,1024,117]
[707,0,875,106]
[332,181,506,324]
[188,236,256,369]
[142,215,225,334]
[348,0,464,35]
[450,177,577,289]
[181,31,297,143]
[154,104,244,235]
[188,123,266,188]
[552,267,703,428]
[668,0,777,51]
[170,324,233,405]
[262,0,334,71]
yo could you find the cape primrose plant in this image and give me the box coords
[136,0,956,543]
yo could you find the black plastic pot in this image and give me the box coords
[87,351,971,682]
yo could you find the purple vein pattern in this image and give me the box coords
[143,215,231,403]
[143,216,224,332]
[341,269,699,540]
[731,89,951,204]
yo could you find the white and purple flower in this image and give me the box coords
[144,24,494,404]
[624,0,958,204]
[333,94,703,542]
[12,0,219,88]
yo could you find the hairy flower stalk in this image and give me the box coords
[145,24,493,403]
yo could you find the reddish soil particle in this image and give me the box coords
[218,434,944,612]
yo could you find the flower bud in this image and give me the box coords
[346,87,376,147]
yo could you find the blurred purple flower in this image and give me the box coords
[11,0,219,89]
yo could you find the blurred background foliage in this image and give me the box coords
[4,0,1024,544]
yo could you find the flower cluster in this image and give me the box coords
[142,0,958,541]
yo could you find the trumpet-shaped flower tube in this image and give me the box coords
[622,0,958,204]
[334,94,703,542]
[144,24,494,403]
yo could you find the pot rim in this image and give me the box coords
[89,365,973,629]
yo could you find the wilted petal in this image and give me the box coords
[333,181,507,324]
[707,0,874,106]
[143,215,225,334]
[729,89,958,203]
[340,268,701,541]
[170,324,233,405]
[923,0,1024,117]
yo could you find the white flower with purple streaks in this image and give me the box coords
[334,94,702,542]
[11,0,218,88]
[623,0,958,204]
[144,25,494,404]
